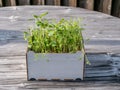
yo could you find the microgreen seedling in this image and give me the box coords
[24,12,84,53]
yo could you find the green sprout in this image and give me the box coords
[24,12,84,53]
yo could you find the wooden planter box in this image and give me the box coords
[26,51,85,81]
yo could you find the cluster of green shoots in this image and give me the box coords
[24,12,84,53]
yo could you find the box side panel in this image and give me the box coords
[27,51,84,80]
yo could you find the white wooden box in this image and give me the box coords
[26,51,85,81]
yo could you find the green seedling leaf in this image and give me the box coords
[48,31,55,36]
[39,12,48,18]
[24,12,90,64]
[33,15,39,19]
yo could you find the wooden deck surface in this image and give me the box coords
[0,6,120,90]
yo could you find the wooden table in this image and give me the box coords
[0,6,120,90]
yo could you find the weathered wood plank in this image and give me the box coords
[95,0,107,12]
[86,53,120,79]
[94,0,112,14]
[3,0,11,6]
[69,0,77,7]
[0,0,2,6]
[61,0,69,6]
[20,84,120,90]
[77,0,85,8]
[54,0,60,5]
[38,0,44,5]
[112,0,120,17]
[31,0,44,5]
[86,0,94,10]
[0,6,120,90]
[10,0,16,6]
[77,0,94,10]
[18,0,30,5]
[102,0,112,14]
[45,0,54,5]
[0,0,120,18]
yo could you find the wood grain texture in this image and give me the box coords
[0,0,2,6]
[102,0,112,14]
[18,0,30,5]
[31,0,44,5]
[0,6,120,90]
[86,0,94,10]
[77,0,94,10]
[69,0,77,7]
[54,0,60,5]
[10,0,16,6]
[45,0,54,5]
[94,0,112,14]
[1,0,119,18]
[38,0,44,5]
